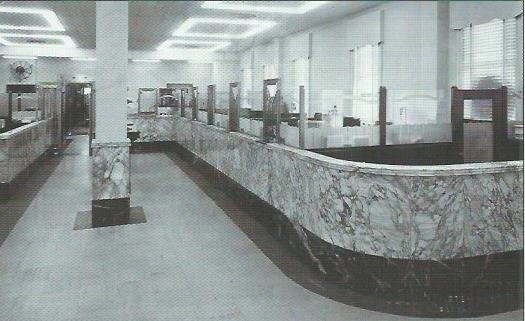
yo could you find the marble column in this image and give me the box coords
[91,1,130,227]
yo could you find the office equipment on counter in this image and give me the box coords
[327,105,343,127]
[343,117,361,127]
[249,110,264,120]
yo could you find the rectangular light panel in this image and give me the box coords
[70,57,96,61]
[0,7,65,31]
[0,33,76,47]
[132,59,161,63]
[157,39,231,51]
[3,55,37,60]
[201,1,328,14]
[173,17,277,39]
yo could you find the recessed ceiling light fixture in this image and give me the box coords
[0,7,65,31]
[157,39,231,51]
[0,33,76,47]
[173,17,277,39]
[70,57,96,61]
[201,1,328,14]
[3,55,37,60]
[131,59,161,63]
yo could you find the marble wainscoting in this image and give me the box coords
[127,114,176,143]
[0,119,56,197]
[168,115,524,316]
[91,140,131,227]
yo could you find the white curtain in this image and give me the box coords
[241,68,252,109]
[263,64,277,80]
[292,58,309,115]
[352,44,380,125]
[461,18,517,120]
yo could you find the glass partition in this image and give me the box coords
[157,88,176,117]
[167,83,193,119]
[213,90,229,129]
[228,82,240,132]
[4,84,40,130]
[0,84,60,133]
[296,86,380,150]
[138,88,157,114]
[278,86,299,147]
[385,88,450,146]
[196,87,207,123]
[262,79,282,143]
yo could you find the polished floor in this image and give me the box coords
[0,136,522,321]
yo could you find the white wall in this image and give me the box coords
[236,1,445,122]
[0,57,215,103]
[126,60,212,103]
[382,1,442,124]
[450,1,523,29]
[448,2,523,123]
[230,0,523,125]
[212,60,240,108]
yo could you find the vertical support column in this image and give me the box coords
[299,86,306,149]
[379,86,387,146]
[207,85,215,125]
[192,87,198,121]
[91,1,131,227]
[228,82,240,132]
[492,86,508,161]
[451,86,464,163]
[180,89,186,118]
[436,1,450,123]
[7,92,12,129]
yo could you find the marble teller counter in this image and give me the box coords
[0,119,57,195]
[164,114,523,316]
[127,114,175,142]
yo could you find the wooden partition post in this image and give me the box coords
[299,86,306,149]
[228,82,240,132]
[207,85,215,125]
[379,86,387,146]
[191,87,198,121]
[262,78,281,143]
[451,86,508,162]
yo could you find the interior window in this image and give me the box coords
[461,18,517,121]
[352,44,380,125]
[241,68,252,109]
[292,57,309,115]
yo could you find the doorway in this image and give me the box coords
[64,82,93,135]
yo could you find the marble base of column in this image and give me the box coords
[91,140,131,227]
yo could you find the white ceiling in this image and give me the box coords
[0,1,382,52]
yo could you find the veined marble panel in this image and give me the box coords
[127,115,175,142]
[0,119,55,184]
[170,115,523,260]
[91,140,130,201]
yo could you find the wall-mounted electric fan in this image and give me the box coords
[10,61,33,81]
